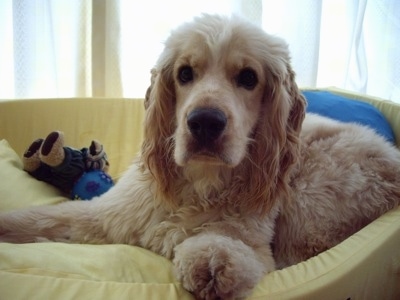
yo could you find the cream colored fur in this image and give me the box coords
[1,15,399,300]
[274,113,400,268]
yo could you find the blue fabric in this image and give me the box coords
[303,91,395,144]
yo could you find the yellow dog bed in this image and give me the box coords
[0,88,399,299]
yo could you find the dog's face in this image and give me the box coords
[172,34,266,167]
[143,15,305,211]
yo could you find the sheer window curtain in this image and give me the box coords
[262,0,400,102]
[0,0,122,98]
[0,0,399,102]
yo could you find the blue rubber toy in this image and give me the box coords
[71,170,113,200]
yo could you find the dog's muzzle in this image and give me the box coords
[187,108,227,146]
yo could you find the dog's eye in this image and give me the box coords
[178,66,194,84]
[237,68,258,90]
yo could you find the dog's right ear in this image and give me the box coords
[144,68,157,110]
[141,62,180,209]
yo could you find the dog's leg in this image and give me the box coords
[0,200,107,243]
[173,232,274,300]
[0,165,155,245]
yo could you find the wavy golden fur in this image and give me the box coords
[1,15,399,299]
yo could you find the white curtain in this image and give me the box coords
[0,0,122,98]
[262,0,400,102]
[0,0,399,102]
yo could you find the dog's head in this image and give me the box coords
[143,15,306,213]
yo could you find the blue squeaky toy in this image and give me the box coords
[23,131,114,200]
[71,170,113,200]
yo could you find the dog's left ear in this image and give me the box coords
[244,62,306,215]
[278,63,307,181]
[141,64,180,208]
[284,64,306,137]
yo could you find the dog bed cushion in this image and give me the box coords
[0,139,66,212]
[0,92,399,299]
[303,90,396,144]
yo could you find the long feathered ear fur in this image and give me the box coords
[241,63,306,215]
[141,63,180,208]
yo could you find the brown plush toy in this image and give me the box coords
[23,131,113,200]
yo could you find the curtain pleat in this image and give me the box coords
[75,0,91,97]
[12,0,52,98]
[92,0,122,97]
[344,0,368,94]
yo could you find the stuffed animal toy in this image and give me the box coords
[22,131,114,200]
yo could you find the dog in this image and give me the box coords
[1,14,400,299]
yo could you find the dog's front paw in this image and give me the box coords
[173,234,265,300]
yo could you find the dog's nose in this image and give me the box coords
[187,108,227,143]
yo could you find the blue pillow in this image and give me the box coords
[303,91,395,144]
